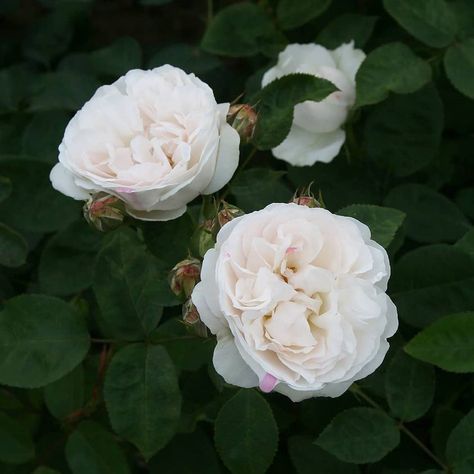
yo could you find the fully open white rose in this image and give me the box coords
[50,65,240,221]
[262,42,365,166]
[192,203,397,402]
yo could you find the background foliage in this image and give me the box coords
[0,0,473,473]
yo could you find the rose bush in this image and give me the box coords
[193,203,397,401]
[1,1,474,474]
[50,65,240,221]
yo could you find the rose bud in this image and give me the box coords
[291,185,322,208]
[169,257,201,298]
[262,42,365,166]
[83,193,125,232]
[192,219,217,258]
[217,202,244,228]
[192,203,398,402]
[227,103,257,143]
[182,298,208,338]
[50,66,240,222]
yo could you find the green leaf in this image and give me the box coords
[383,0,457,48]
[355,42,431,107]
[0,160,80,233]
[385,184,471,242]
[148,43,221,75]
[0,223,28,268]
[65,420,131,474]
[150,319,214,372]
[455,188,474,220]
[431,407,464,459]
[390,245,474,327]
[23,11,74,65]
[317,14,378,49]
[230,168,292,213]
[0,177,11,202]
[0,294,90,388]
[0,412,35,464]
[39,220,102,296]
[316,408,400,463]
[201,3,283,57]
[276,0,331,30]
[142,212,194,270]
[93,229,165,341]
[446,410,474,472]
[365,86,443,177]
[44,364,84,419]
[253,73,338,150]
[385,351,435,422]
[0,65,35,113]
[30,72,100,112]
[451,0,474,39]
[288,156,380,211]
[337,204,405,248]
[405,312,474,372]
[21,111,71,163]
[444,39,474,100]
[139,0,173,5]
[149,428,220,474]
[456,229,474,259]
[288,435,359,474]
[215,389,278,474]
[33,468,61,474]
[104,343,181,460]
[61,37,142,79]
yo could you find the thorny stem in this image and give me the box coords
[350,384,450,472]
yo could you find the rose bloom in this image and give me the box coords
[192,203,397,402]
[262,42,365,167]
[50,65,240,221]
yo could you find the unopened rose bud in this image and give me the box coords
[182,298,208,337]
[83,193,125,232]
[217,202,244,228]
[192,219,217,257]
[291,185,322,209]
[227,104,257,142]
[169,257,201,298]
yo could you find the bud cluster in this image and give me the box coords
[83,193,126,232]
[227,103,257,143]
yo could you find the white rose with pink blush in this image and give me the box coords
[262,42,365,166]
[192,203,397,402]
[50,65,240,221]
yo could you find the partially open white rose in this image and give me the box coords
[262,42,365,166]
[192,203,397,402]
[50,65,240,221]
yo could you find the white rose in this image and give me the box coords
[192,203,397,402]
[261,42,365,167]
[50,65,240,221]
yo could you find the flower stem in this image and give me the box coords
[350,384,449,472]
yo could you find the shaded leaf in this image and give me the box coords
[104,344,181,460]
[253,73,337,150]
[385,184,470,242]
[316,408,400,463]
[385,351,435,421]
[0,223,28,268]
[405,312,474,372]
[0,412,35,464]
[277,0,331,30]
[356,43,431,107]
[65,420,131,474]
[444,39,474,99]
[390,245,474,327]
[0,294,90,388]
[215,389,278,474]
[383,0,457,48]
[337,204,405,248]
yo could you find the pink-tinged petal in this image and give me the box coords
[259,373,278,393]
